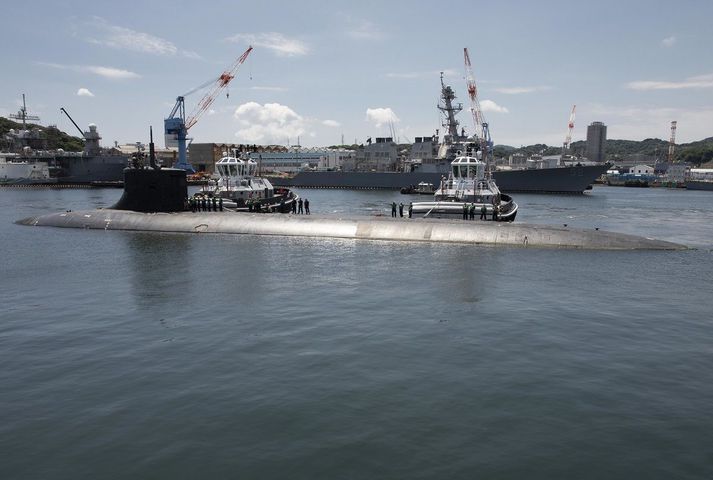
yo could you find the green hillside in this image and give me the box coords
[0,117,84,151]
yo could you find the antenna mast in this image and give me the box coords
[9,94,41,128]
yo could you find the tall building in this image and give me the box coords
[586,121,607,163]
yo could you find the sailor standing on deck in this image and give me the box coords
[463,203,468,220]
[469,203,475,220]
[298,198,304,214]
[408,202,413,218]
[399,202,404,217]
[480,205,487,220]
[391,202,397,218]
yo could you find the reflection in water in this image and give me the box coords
[124,232,195,309]
[425,243,502,304]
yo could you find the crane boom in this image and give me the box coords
[668,120,677,162]
[463,47,492,172]
[561,104,576,162]
[564,104,576,150]
[60,107,86,138]
[185,46,253,130]
[463,48,484,141]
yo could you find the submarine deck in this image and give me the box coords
[17,209,686,250]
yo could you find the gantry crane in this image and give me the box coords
[165,46,253,172]
[463,47,492,169]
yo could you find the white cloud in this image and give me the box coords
[84,66,140,79]
[322,119,341,127]
[480,100,509,113]
[494,85,552,94]
[661,35,677,47]
[83,17,200,59]
[226,32,308,56]
[37,62,140,79]
[626,73,713,90]
[365,107,399,128]
[250,86,288,92]
[233,102,309,143]
[346,19,384,40]
[76,88,94,97]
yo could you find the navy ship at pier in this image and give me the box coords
[269,74,607,194]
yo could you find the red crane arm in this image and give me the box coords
[185,46,253,130]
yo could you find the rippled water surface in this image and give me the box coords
[1,186,712,479]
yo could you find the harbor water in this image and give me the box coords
[1,186,713,479]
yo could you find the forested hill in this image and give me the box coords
[493,137,713,166]
[0,117,84,151]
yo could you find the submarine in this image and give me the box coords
[16,128,686,251]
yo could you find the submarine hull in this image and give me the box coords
[17,210,686,251]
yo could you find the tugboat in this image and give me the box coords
[199,150,298,212]
[411,48,517,221]
[411,149,518,221]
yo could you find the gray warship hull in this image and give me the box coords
[268,164,609,194]
[52,154,128,184]
[686,180,713,191]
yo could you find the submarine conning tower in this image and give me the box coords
[112,167,187,213]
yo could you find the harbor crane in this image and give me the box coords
[463,47,493,167]
[562,104,576,161]
[668,120,677,162]
[165,45,253,172]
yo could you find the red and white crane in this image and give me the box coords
[562,104,576,159]
[668,120,677,162]
[463,47,492,164]
[165,46,253,171]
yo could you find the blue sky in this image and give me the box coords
[2,0,712,148]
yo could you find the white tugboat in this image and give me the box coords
[410,150,517,221]
[199,150,298,212]
[411,48,517,221]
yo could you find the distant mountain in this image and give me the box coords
[492,137,713,166]
[0,117,84,152]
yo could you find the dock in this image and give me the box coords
[17,210,686,250]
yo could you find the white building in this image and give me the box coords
[249,147,356,173]
[630,164,654,175]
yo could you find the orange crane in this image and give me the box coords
[165,46,253,171]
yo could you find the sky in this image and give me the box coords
[1,0,712,148]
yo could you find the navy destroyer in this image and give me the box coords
[269,73,608,194]
[53,108,128,184]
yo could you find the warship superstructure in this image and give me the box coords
[270,74,607,194]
